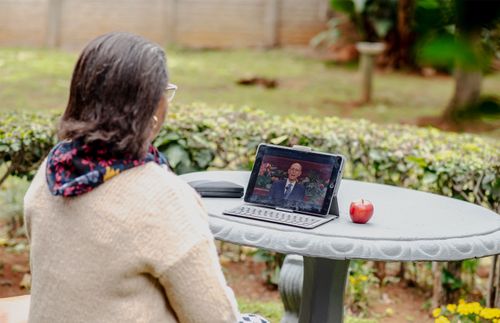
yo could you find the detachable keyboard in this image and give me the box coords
[223,205,334,229]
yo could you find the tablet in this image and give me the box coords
[244,144,345,216]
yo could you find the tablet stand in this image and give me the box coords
[291,145,340,218]
[328,196,340,218]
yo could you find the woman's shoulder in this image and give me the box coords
[117,162,196,197]
[112,163,212,245]
[25,160,207,223]
[24,158,49,208]
[110,163,209,222]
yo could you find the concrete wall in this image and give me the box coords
[0,0,328,49]
[0,0,48,47]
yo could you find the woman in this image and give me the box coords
[24,32,267,323]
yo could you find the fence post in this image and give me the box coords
[264,0,280,47]
[317,0,329,21]
[46,0,63,48]
[165,0,178,45]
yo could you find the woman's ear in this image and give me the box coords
[149,96,167,141]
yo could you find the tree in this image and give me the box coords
[423,2,500,305]
[442,0,500,124]
[313,0,410,68]
[417,0,500,128]
[383,0,416,69]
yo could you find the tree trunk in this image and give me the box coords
[487,255,500,308]
[441,27,483,122]
[445,261,463,304]
[0,163,13,187]
[432,262,444,308]
[397,262,406,280]
[432,261,463,306]
[374,261,386,286]
[442,68,483,121]
[395,0,414,68]
[381,0,415,69]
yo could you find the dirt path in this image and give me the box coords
[0,248,29,298]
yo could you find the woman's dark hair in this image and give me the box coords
[59,32,168,159]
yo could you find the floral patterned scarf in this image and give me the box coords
[46,139,168,197]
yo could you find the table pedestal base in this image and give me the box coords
[279,255,350,323]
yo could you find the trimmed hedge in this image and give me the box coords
[0,112,57,181]
[1,104,499,212]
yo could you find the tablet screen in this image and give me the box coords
[244,144,344,215]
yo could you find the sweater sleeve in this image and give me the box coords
[159,239,239,323]
[131,168,239,323]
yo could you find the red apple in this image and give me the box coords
[349,199,374,224]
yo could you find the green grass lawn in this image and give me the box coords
[1,46,499,135]
[237,298,379,323]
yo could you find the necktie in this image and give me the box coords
[284,184,293,199]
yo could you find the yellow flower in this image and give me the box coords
[458,299,466,305]
[432,308,442,318]
[446,304,456,314]
[349,276,356,284]
[359,275,368,281]
[457,301,483,316]
[385,307,394,316]
[103,166,120,182]
[435,316,450,323]
[457,303,467,315]
[469,302,482,315]
[481,307,500,320]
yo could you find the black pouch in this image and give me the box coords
[188,180,244,198]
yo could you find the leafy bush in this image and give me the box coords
[0,174,30,238]
[158,104,499,212]
[1,105,498,314]
[249,248,285,286]
[0,112,57,184]
[0,104,499,212]
[347,260,379,316]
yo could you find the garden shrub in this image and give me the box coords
[0,112,57,183]
[0,104,499,212]
[346,260,379,315]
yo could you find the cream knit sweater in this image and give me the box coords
[24,161,239,323]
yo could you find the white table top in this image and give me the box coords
[180,171,500,261]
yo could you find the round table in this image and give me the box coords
[180,171,500,323]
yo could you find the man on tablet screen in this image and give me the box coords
[268,162,305,206]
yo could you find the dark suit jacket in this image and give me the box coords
[268,180,305,204]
